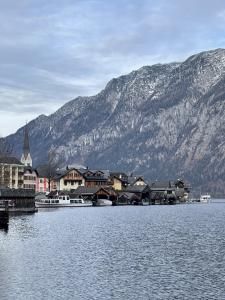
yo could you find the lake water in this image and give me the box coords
[1,203,225,300]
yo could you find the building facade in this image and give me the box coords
[36,177,48,193]
[0,157,24,189]
[23,167,38,190]
[50,168,111,191]
[51,168,85,191]
[82,169,110,188]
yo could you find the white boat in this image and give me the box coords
[200,194,211,203]
[35,195,93,208]
[95,199,112,206]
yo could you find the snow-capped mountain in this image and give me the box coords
[6,48,225,195]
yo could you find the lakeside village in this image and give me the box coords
[0,126,191,226]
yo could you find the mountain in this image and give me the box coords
[5,48,225,196]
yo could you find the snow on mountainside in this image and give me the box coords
[6,48,225,196]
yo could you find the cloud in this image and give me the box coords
[0,0,225,136]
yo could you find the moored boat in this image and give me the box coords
[35,195,92,208]
[94,199,112,206]
[200,194,211,203]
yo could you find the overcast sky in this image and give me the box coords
[1,0,225,136]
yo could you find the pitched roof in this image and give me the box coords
[24,166,38,174]
[110,175,128,184]
[118,192,139,200]
[0,188,35,198]
[110,172,128,180]
[50,168,83,180]
[78,168,110,181]
[127,175,146,185]
[125,185,150,193]
[73,186,100,195]
[72,186,112,196]
[0,156,23,165]
[150,181,175,189]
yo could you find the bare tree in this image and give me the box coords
[44,149,63,192]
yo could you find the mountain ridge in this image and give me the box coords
[5,48,225,196]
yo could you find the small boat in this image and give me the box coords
[94,199,112,206]
[35,195,93,208]
[200,194,211,203]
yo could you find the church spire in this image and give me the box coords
[21,124,32,167]
[23,124,30,159]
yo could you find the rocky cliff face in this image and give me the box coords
[6,48,225,196]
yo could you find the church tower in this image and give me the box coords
[21,124,32,167]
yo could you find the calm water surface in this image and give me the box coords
[1,203,225,300]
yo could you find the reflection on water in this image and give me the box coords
[1,204,225,300]
[0,226,8,233]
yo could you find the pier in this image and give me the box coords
[0,201,9,230]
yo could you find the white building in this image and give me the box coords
[0,157,24,189]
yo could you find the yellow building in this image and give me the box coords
[51,168,85,191]
[111,176,123,191]
[0,157,24,189]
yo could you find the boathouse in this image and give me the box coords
[124,185,151,205]
[0,188,35,212]
[72,186,118,204]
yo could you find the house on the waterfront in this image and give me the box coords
[51,168,85,191]
[81,169,110,188]
[50,167,111,191]
[0,157,24,189]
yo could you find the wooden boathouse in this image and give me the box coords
[0,188,36,213]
